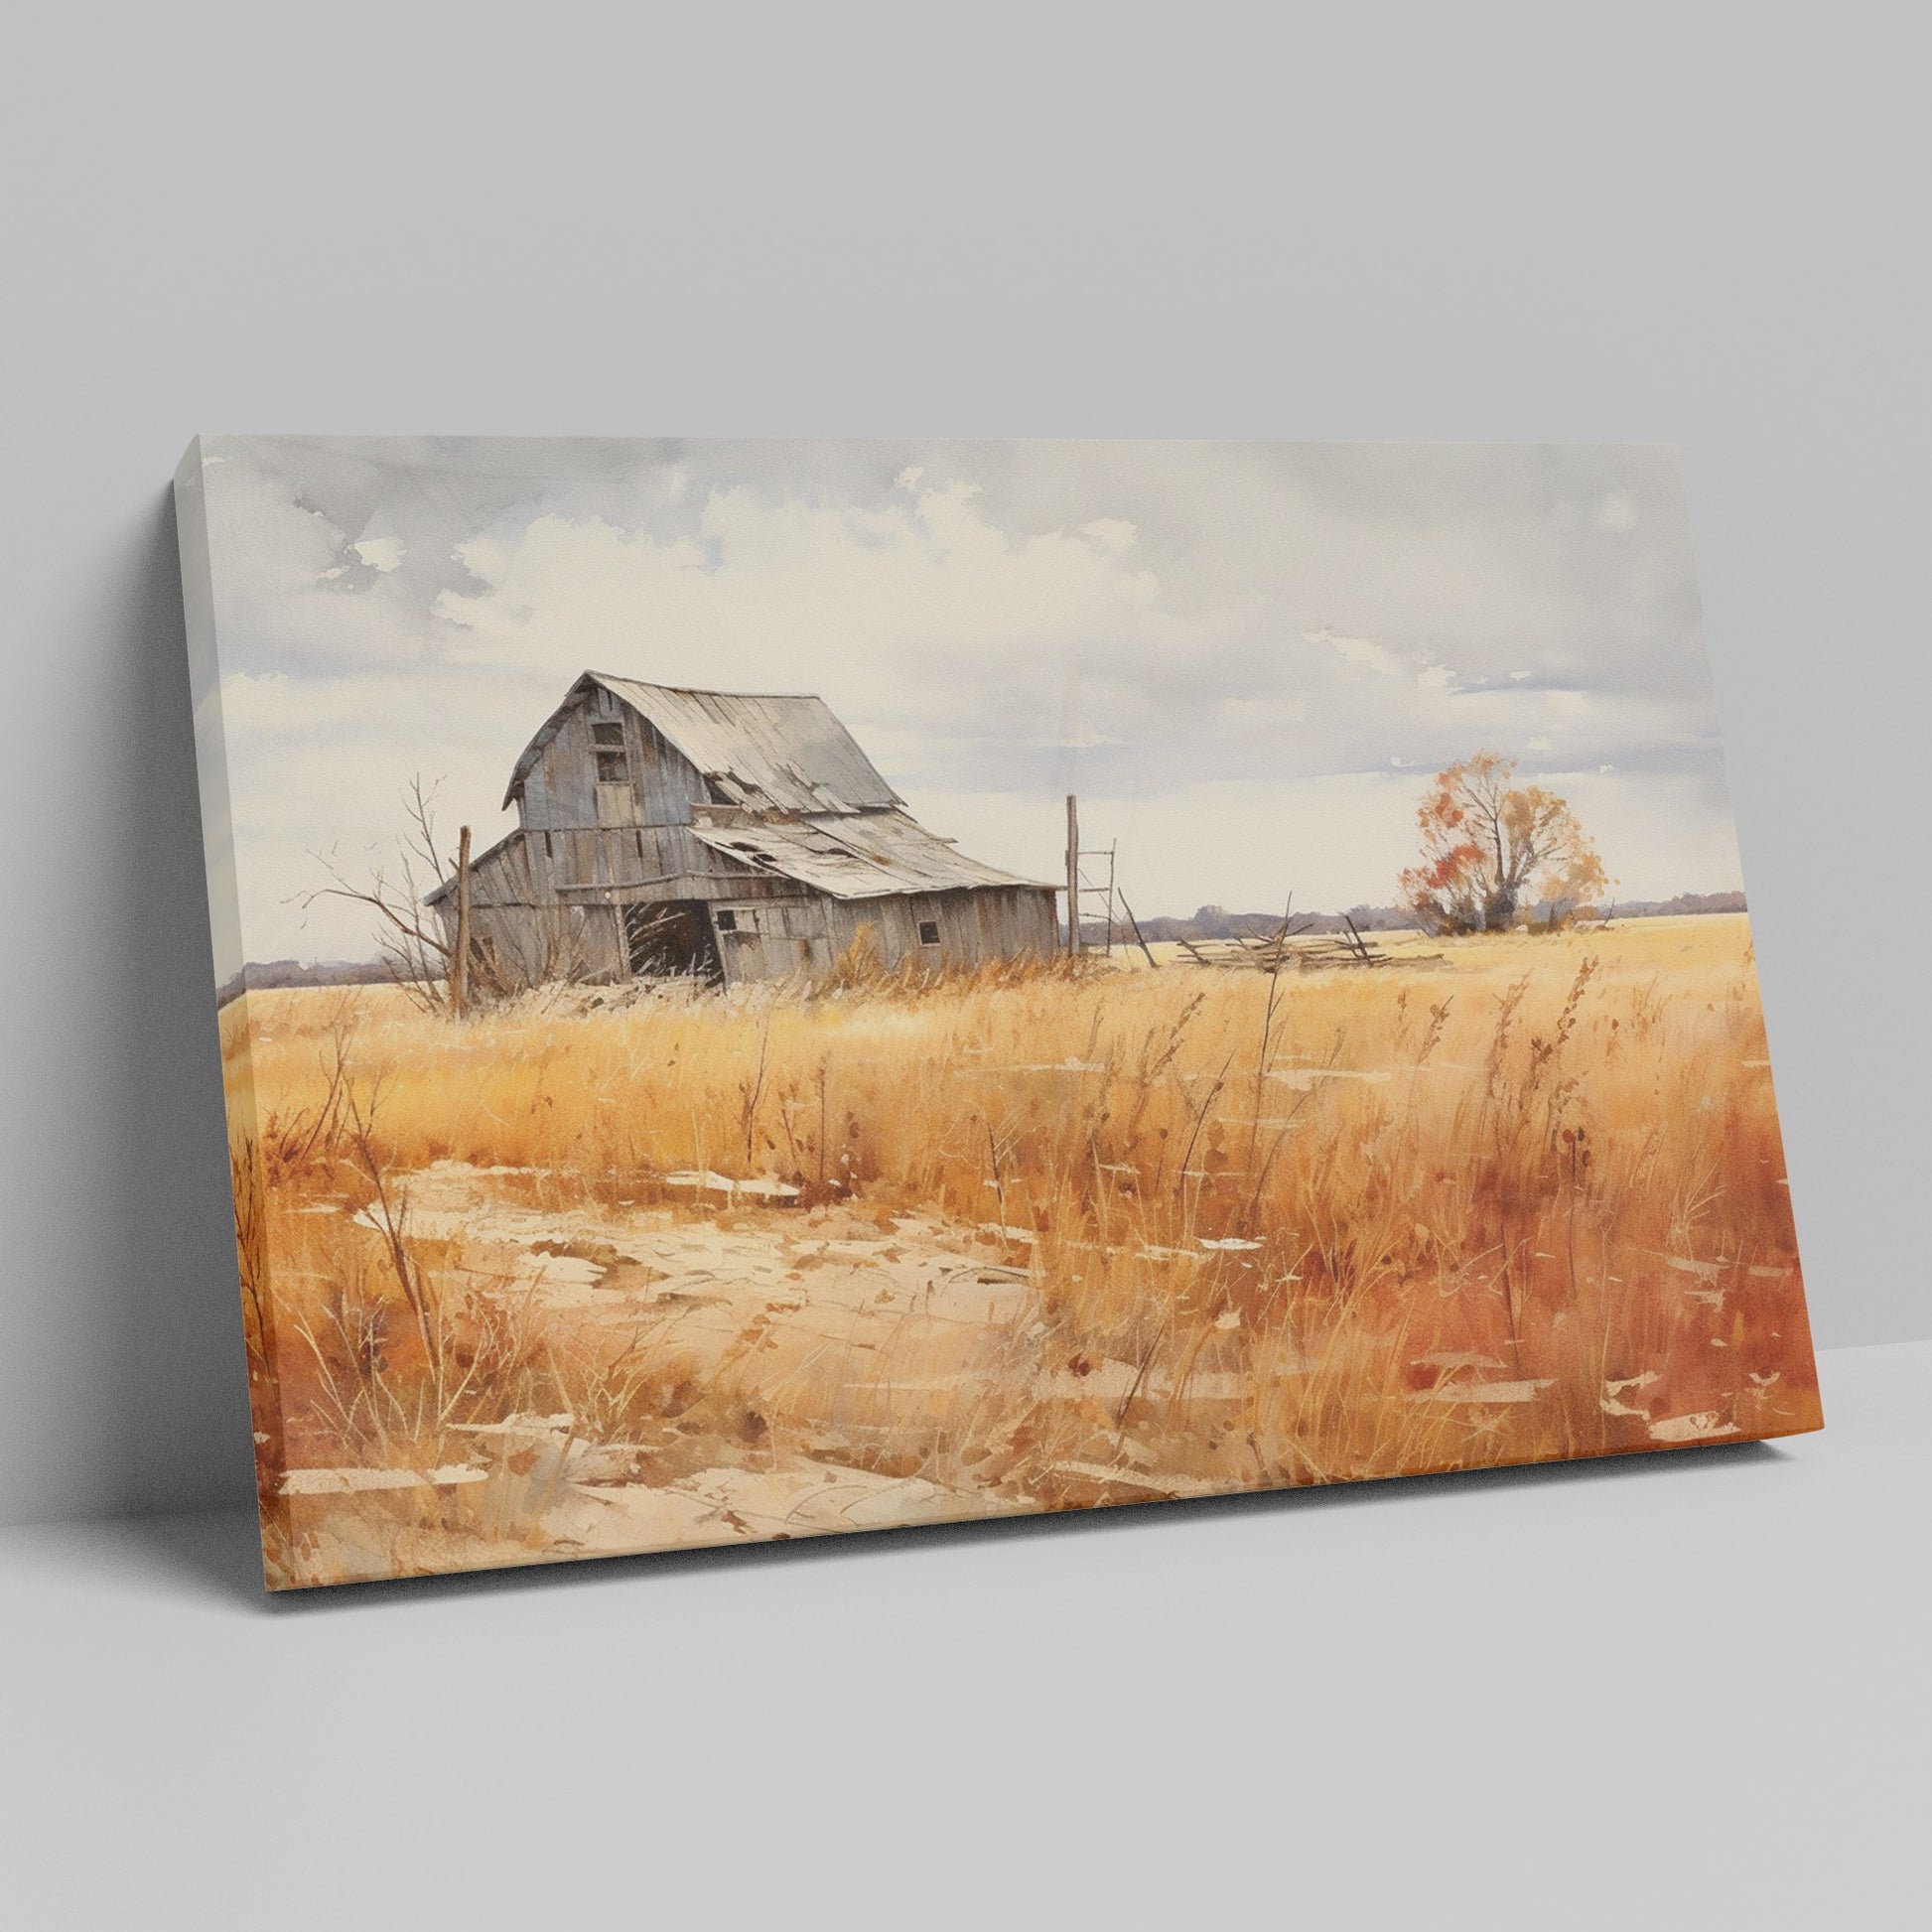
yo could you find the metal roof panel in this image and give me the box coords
[690,811,1051,898]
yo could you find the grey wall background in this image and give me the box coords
[2,8,1923,1527]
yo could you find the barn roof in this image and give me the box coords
[504,671,904,815]
[690,811,1050,899]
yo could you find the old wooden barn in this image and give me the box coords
[426,671,1058,989]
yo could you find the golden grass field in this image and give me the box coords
[220,912,1820,1587]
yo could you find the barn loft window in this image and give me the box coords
[592,720,628,784]
[918,919,941,945]
[715,909,738,932]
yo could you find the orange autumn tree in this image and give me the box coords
[1399,753,1608,934]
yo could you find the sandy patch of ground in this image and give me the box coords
[293,1163,1084,1580]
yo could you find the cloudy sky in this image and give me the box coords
[190,437,1741,969]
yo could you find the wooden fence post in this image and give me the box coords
[1064,794,1081,956]
[452,824,472,1016]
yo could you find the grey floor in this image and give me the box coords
[2,1340,1923,1931]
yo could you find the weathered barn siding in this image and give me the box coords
[521,688,711,844]
[707,897,835,984]
[447,832,629,982]
[696,888,1054,987]
[817,887,1056,973]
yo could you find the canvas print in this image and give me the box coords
[174,438,1821,1588]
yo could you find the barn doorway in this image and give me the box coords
[622,900,722,982]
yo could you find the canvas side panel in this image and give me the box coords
[1666,445,1822,1398]
[174,438,292,1583]
[176,442,246,1012]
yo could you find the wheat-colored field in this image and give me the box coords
[221,913,1819,1587]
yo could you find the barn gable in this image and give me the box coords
[503,671,904,817]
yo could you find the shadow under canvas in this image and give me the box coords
[125,1436,1789,1616]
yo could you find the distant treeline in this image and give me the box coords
[1092,891,1747,947]
[1122,904,1419,943]
[216,957,432,1008]
[1592,891,1747,920]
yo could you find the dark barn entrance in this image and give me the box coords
[622,900,723,982]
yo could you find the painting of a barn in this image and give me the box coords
[426,671,1058,988]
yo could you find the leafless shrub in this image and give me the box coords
[301,776,467,1016]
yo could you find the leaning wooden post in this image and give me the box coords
[1120,895,1160,969]
[1064,793,1081,956]
[452,824,473,1017]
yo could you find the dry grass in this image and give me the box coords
[221,913,1819,1586]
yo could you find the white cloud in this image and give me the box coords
[1310,627,1403,678]
[1310,627,1459,698]
[352,535,405,572]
